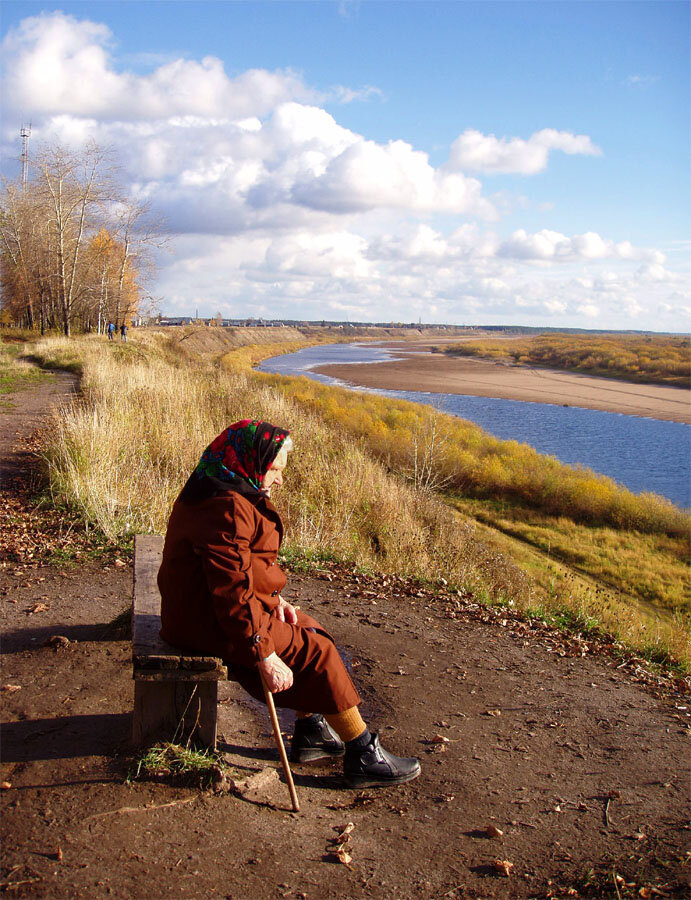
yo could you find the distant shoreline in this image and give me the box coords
[312,343,691,425]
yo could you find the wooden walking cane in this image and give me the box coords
[259,671,300,813]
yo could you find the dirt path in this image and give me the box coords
[1,371,689,899]
[314,347,691,424]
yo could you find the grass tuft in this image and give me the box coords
[128,742,228,788]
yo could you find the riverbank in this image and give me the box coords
[314,341,691,424]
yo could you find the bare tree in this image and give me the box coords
[31,142,116,335]
[1,140,161,335]
[406,408,454,494]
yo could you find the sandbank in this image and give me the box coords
[313,343,691,424]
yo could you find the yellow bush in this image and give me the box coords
[443,333,691,387]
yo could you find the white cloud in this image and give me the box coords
[1,12,312,121]
[264,231,372,279]
[446,128,602,175]
[325,85,384,104]
[636,262,679,283]
[291,138,494,216]
[498,229,664,262]
[1,11,494,223]
[625,74,659,88]
[1,10,686,332]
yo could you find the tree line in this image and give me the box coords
[1,141,160,336]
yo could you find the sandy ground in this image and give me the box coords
[1,371,689,899]
[314,344,691,424]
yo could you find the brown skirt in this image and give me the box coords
[227,611,361,714]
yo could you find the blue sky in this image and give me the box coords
[1,1,688,328]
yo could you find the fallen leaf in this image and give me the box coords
[485,709,502,717]
[0,782,12,790]
[429,734,450,744]
[26,602,48,615]
[485,824,504,839]
[42,635,70,649]
[492,859,514,877]
[1,684,22,693]
[114,559,126,568]
[335,847,352,866]
[338,822,355,837]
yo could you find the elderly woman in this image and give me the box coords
[158,419,420,788]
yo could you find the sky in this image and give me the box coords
[1,0,689,330]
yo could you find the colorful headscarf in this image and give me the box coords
[192,419,290,492]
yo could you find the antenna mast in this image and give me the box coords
[20,124,32,186]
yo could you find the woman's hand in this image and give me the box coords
[273,594,299,624]
[258,652,294,693]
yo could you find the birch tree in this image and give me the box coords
[1,141,158,334]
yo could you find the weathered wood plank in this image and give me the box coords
[133,670,227,683]
[133,534,168,656]
[132,680,218,748]
[133,653,226,671]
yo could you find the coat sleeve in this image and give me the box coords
[197,498,275,666]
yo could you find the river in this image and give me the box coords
[258,343,690,510]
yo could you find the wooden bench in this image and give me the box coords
[132,534,227,749]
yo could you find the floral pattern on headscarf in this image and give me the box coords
[193,419,290,491]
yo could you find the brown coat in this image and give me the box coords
[158,489,360,713]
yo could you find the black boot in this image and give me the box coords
[290,714,346,763]
[344,733,421,787]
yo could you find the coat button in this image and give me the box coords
[271,590,278,596]
[253,634,261,643]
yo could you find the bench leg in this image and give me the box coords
[132,680,219,750]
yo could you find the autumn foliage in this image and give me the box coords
[440,333,690,387]
[1,142,155,336]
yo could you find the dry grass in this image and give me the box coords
[441,332,691,387]
[26,334,528,604]
[21,332,690,667]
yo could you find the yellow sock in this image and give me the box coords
[324,707,367,743]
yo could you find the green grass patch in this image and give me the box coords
[0,345,52,395]
[452,496,690,618]
[128,742,230,788]
[278,545,341,573]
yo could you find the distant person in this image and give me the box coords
[158,420,421,788]
[120,323,127,342]
[107,321,115,341]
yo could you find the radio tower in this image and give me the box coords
[20,124,32,186]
